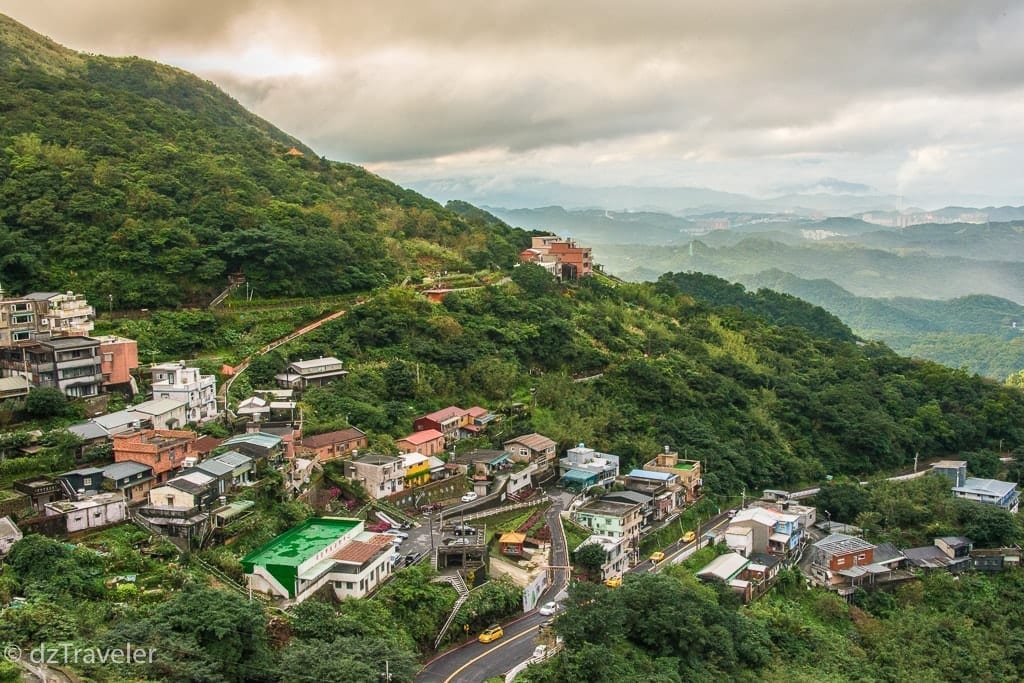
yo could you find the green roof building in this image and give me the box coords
[242,517,360,599]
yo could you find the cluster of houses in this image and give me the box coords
[0,289,140,400]
[696,459,1022,603]
[569,447,704,578]
[7,427,286,548]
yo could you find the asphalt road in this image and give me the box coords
[414,491,572,683]
[416,611,551,683]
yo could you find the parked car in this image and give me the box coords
[538,601,559,616]
[649,551,665,563]
[478,624,503,643]
[531,645,548,660]
[446,537,475,547]
[461,492,479,503]
[404,553,418,566]
[385,530,409,540]
[452,525,478,537]
[681,530,696,543]
[604,575,622,588]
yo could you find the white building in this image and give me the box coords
[574,534,630,582]
[242,518,394,604]
[44,492,127,533]
[150,361,218,424]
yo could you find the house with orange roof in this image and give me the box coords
[396,429,445,457]
[300,427,368,462]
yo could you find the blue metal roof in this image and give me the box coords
[627,469,674,481]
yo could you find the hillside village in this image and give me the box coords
[1,285,1021,632]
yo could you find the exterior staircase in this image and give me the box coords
[432,572,471,649]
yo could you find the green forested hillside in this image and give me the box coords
[745,270,1024,379]
[216,265,1024,494]
[0,14,530,308]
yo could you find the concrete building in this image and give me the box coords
[809,533,877,587]
[951,477,1020,512]
[344,454,405,499]
[396,429,446,457]
[504,433,558,473]
[643,447,702,502]
[113,429,197,484]
[129,398,188,431]
[150,361,218,424]
[571,497,644,547]
[300,427,368,462]
[558,443,619,491]
[1,336,103,398]
[44,492,127,534]
[96,336,139,393]
[242,517,395,603]
[274,357,348,391]
[573,534,630,582]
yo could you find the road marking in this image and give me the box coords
[443,626,538,683]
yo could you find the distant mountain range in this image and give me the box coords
[407,177,905,216]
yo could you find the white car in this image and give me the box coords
[385,529,409,540]
[538,601,559,616]
[531,645,548,660]
[460,492,479,503]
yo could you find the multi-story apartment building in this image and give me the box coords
[96,336,139,392]
[0,336,103,398]
[0,290,95,346]
[150,361,218,424]
[113,429,197,484]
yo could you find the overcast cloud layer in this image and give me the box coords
[3,1,1024,208]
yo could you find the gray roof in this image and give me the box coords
[130,398,186,416]
[38,336,98,350]
[813,533,876,558]
[212,450,252,468]
[93,410,144,431]
[504,433,556,451]
[953,478,1017,497]
[872,542,905,565]
[102,461,153,480]
[937,536,973,548]
[67,421,109,441]
[600,490,653,506]
[167,471,215,494]
[22,292,59,300]
[197,459,234,477]
[59,467,104,478]
[698,552,750,581]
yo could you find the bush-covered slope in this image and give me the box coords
[0,14,531,308]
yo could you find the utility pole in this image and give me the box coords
[914,452,919,473]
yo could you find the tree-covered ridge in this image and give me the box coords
[250,266,1024,495]
[0,14,532,307]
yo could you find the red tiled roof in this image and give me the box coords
[466,406,488,418]
[398,429,444,445]
[301,428,366,449]
[193,436,225,454]
[332,534,392,564]
[419,406,467,422]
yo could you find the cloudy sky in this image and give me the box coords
[3,1,1024,208]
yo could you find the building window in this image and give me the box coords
[855,553,866,561]
[103,353,113,362]
[83,478,92,486]
[12,331,30,341]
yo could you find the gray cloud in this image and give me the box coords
[2,1,1023,205]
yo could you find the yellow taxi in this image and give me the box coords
[649,551,665,563]
[604,575,622,588]
[478,624,504,643]
[681,530,696,543]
